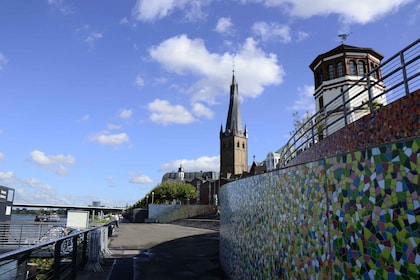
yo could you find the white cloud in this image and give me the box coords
[0,52,7,71]
[118,108,133,119]
[251,21,291,43]
[119,17,129,25]
[159,156,219,172]
[29,150,75,175]
[129,172,153,184]
[89,132,129,145]
[242,0,413,24]
[148,99,195,125]
[289,85,315,113]
[77,114,90,122]
[105,176,116,188]
[135,74,145,87]
[47,0,75,15]
[192,103,214,119]
[215,17,234,34]
[0,171,15,184]
[149,34,283,105]
[107,123,122,130]
[132,0,209,22]
[0,152,4,160]
[84,32,103,49]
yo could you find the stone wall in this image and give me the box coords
[220,138,419,278]
[148,204,216,223]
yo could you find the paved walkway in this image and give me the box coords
[77,223,227,280]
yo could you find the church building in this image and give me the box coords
[219,71,249,179]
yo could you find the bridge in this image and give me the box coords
[12,203,125,213]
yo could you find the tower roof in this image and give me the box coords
[309,44,384,71]
[224,71,243,136]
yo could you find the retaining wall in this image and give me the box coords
[148,204,216,223]
[220,138,419,278]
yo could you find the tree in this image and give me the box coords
[149,181,197,204]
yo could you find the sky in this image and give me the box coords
[0,0,418,207]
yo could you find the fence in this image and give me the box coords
[0,222,113,280]
[279,39,419,167]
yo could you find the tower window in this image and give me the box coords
[318,71,323,86]
[357,60,365,76]
[318,96,324,111]
[349,60,357,75]
[237,141,240,148]
[337,62,344,77]
[328,64,335,79]
[242,143,245,149]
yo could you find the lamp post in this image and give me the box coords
[151,192,154,204]
[146,195,149,208]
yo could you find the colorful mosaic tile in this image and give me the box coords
[220,138,420,279]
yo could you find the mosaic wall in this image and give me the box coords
[220,138,420,279]
[288,89,420,167]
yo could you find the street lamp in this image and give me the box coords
[151,192,155,204]
[146,195,149,208]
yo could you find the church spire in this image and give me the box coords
[224,70,243,136]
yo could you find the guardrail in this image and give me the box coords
[0,222,114,280]
[279,39,419,167]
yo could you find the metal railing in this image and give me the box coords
[279,39,419,167]
[0,222,113,280]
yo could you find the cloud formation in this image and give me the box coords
[89,132,129,145]
[159,155,219,172]
[29,150,75,175]
[242,0,412,24]
[149,34,283,101]
[148,99,195,125]
[252,21,291,43]
[215,17,234,34]
[118,108,133,119]
[132,0,209,22]
[0,52,7,71]
[129,172,153,184]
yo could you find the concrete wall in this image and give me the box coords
[220,138,419,278]
[148,204,216,223]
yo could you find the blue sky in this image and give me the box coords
[0,0,418,207]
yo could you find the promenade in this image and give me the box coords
[77,219,227,280]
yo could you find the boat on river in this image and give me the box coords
[34,212,60,222]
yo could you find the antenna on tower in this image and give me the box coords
[338,32,352,44]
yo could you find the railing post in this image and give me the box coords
[82,231,88,267]
[399,51,409,96]
[366,74,374,113]
[54,240,63,280]
[341,87,348,126]
[71,235,78,279]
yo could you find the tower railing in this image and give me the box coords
[279,38,419,168]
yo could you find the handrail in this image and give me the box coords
[0,221,114,280]
[279,39,419,168]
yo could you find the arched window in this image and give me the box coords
[328,64,335,79]
[237,142,240,148]
[336,62,344,77]
[370,62,378,79]
[357,60,365,76]
[242,143,245,149]
[349,60,357,75]
[318,71,323,85]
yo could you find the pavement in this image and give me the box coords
[77,219,227,280]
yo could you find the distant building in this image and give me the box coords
[309,44,386,135]
[160,70,259,204]
[219,70,248,179]
[265,43,387,168]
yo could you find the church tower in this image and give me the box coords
[220,71,248,179]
